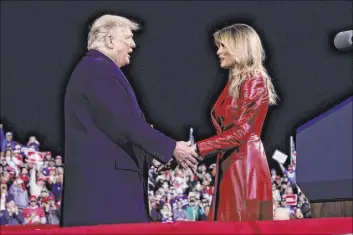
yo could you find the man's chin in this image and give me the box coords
[119,60,130,68]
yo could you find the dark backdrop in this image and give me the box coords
[1,1,352,169]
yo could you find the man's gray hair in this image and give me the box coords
[87,14,139,50]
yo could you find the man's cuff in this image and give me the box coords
[195,143,201,156]
[195,143,203,161]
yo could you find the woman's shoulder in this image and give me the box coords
[241,73,266,90]
[237,73,267,101]
[245,72,265,84]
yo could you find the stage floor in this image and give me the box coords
[1,217,352,234]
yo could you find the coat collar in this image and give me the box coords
[86,49,127,82]
[86,50,144,120]
[86,49,117,67]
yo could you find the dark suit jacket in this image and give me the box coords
[60,49,176,227]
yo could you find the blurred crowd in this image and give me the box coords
[0,125,311,226]
[148,160,214,222]
[271,166,312,220]
[0,125,63,225]
[148,159,312,223]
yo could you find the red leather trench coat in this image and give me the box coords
[196,74,273,221]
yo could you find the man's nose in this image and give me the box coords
[131,40,136,48]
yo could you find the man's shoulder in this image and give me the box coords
[67,54,122,89]
[78,54,117,74]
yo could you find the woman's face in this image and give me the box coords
[216,42,235,69]
[204,173,212,181]
[162,182,169,189]
[41,191,48,198]
[286,187,293,194]
[202,179,210,186]
[204,205,210,215]
[5,151,12,158]
[0,184,7,193]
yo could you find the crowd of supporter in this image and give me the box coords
[0,124,311,225]
[148,159,214,222]
[0,125,63,225]
[270,167,312,220]
[148,160,312,222]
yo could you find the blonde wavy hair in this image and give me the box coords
[213,24,278,105]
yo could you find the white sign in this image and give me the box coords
[272,150,288,164]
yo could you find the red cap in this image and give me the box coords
[30,195,37,201]
[20,174,29,182]
[6,166,15,172]
[16,154,23,160]
[37,177,44,182]
[41,197,49,204]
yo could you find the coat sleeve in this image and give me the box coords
[196,77,266,158]
[85,61,175,165]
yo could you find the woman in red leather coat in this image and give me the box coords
[193,24,278,221]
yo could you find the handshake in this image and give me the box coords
[150,125,202,172]
[172,141,202,172]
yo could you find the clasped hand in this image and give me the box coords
[173,141,201,172]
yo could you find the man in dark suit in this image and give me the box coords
[60,14,198,227]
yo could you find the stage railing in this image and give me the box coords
[0,217,352,234]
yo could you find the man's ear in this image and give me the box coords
[105,34,114,49]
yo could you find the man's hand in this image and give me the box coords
[191,143,203,161]
[45,203,50,212]
[173,141,198,172]
[12,206,19,215]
